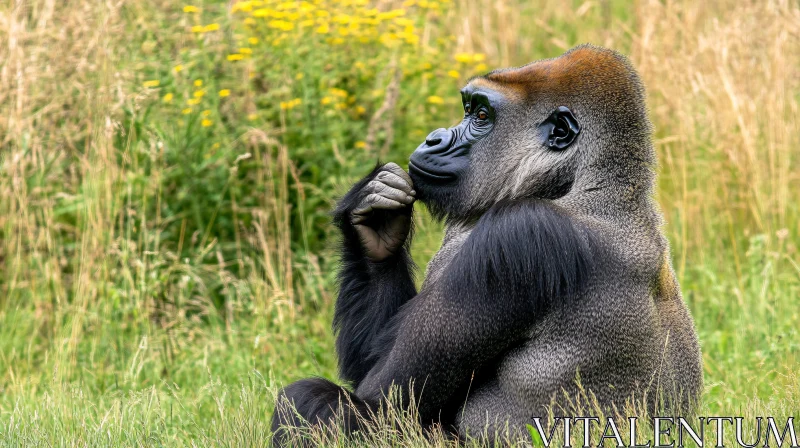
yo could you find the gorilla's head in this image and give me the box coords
[408,44,654,223]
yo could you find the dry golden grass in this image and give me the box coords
[452,0,800,270]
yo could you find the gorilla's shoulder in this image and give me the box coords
[445,199,599,311]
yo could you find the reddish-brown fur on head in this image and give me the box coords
[470,44,646,116]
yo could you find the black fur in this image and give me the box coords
[330,164,418,387]
[353,199,597,423]
[530,163,576,200]
[457,199,594,305]
[271,181,597,445]
[408,170,468,222]
[270,378,373,447]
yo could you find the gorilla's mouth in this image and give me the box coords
[408,161,457,182]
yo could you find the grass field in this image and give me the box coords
[1,0,798,446]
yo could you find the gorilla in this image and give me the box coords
[271,44,703,444]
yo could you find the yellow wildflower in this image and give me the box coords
[355,105,366,115]
[211,142,221,150]
[447,70,460,79]
[201,119,213,127]
[182,108,193,115]
[187,98,201,106]
[232,1,253,12]
[227,54,244,61]
[183,5,200,13]
[354,141,367,149]
[268,20,294,31]
[320,97,333,105]
[280,98,302,110]
[143,80,160,88]
[193,90,205,98]
[244,17,256,25]
[174,64,184,73]
[219,89,231,97]
[315,23,330,34]
[191,25,204,33]
[248,37,259,45]
[247,113,258,121]
[252,8,270,17]
[203,23,220,32]
[295,73,304,80]
[163,93,173,103]
[474,63,488,72]
[194,79,203,87]
[454,53,472,64]
[202,109,211,117]
[403,33,419,45]
[239,47,253,54]
[473,53,486,62]
[427,95,444,104]
[377,9,405,20]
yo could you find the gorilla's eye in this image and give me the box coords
[477,111,488,121]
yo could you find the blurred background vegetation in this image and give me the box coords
[0,0,798,445]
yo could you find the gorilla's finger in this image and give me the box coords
[351,213,369,225]
[366,181,414,204]
[353,194,405,216]
[381,162,413,187]
[376,171,416,196]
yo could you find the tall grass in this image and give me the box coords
[1,0,798,445]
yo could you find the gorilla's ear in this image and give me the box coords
[539,106,580,150]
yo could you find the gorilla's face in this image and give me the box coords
[408,82,581,222]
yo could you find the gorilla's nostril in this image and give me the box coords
[426,138,442,147]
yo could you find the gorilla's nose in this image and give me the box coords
[417,128,454,155]
[409,127,465,182]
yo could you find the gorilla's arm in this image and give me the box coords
[331,164,418,387]
[355,199,597,421]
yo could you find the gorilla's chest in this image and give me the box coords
[421,225,473,289]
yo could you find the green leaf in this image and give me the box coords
[527,423,545,448]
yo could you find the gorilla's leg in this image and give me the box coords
[270,378,372,447]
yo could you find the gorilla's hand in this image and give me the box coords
[351,163,416,262]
